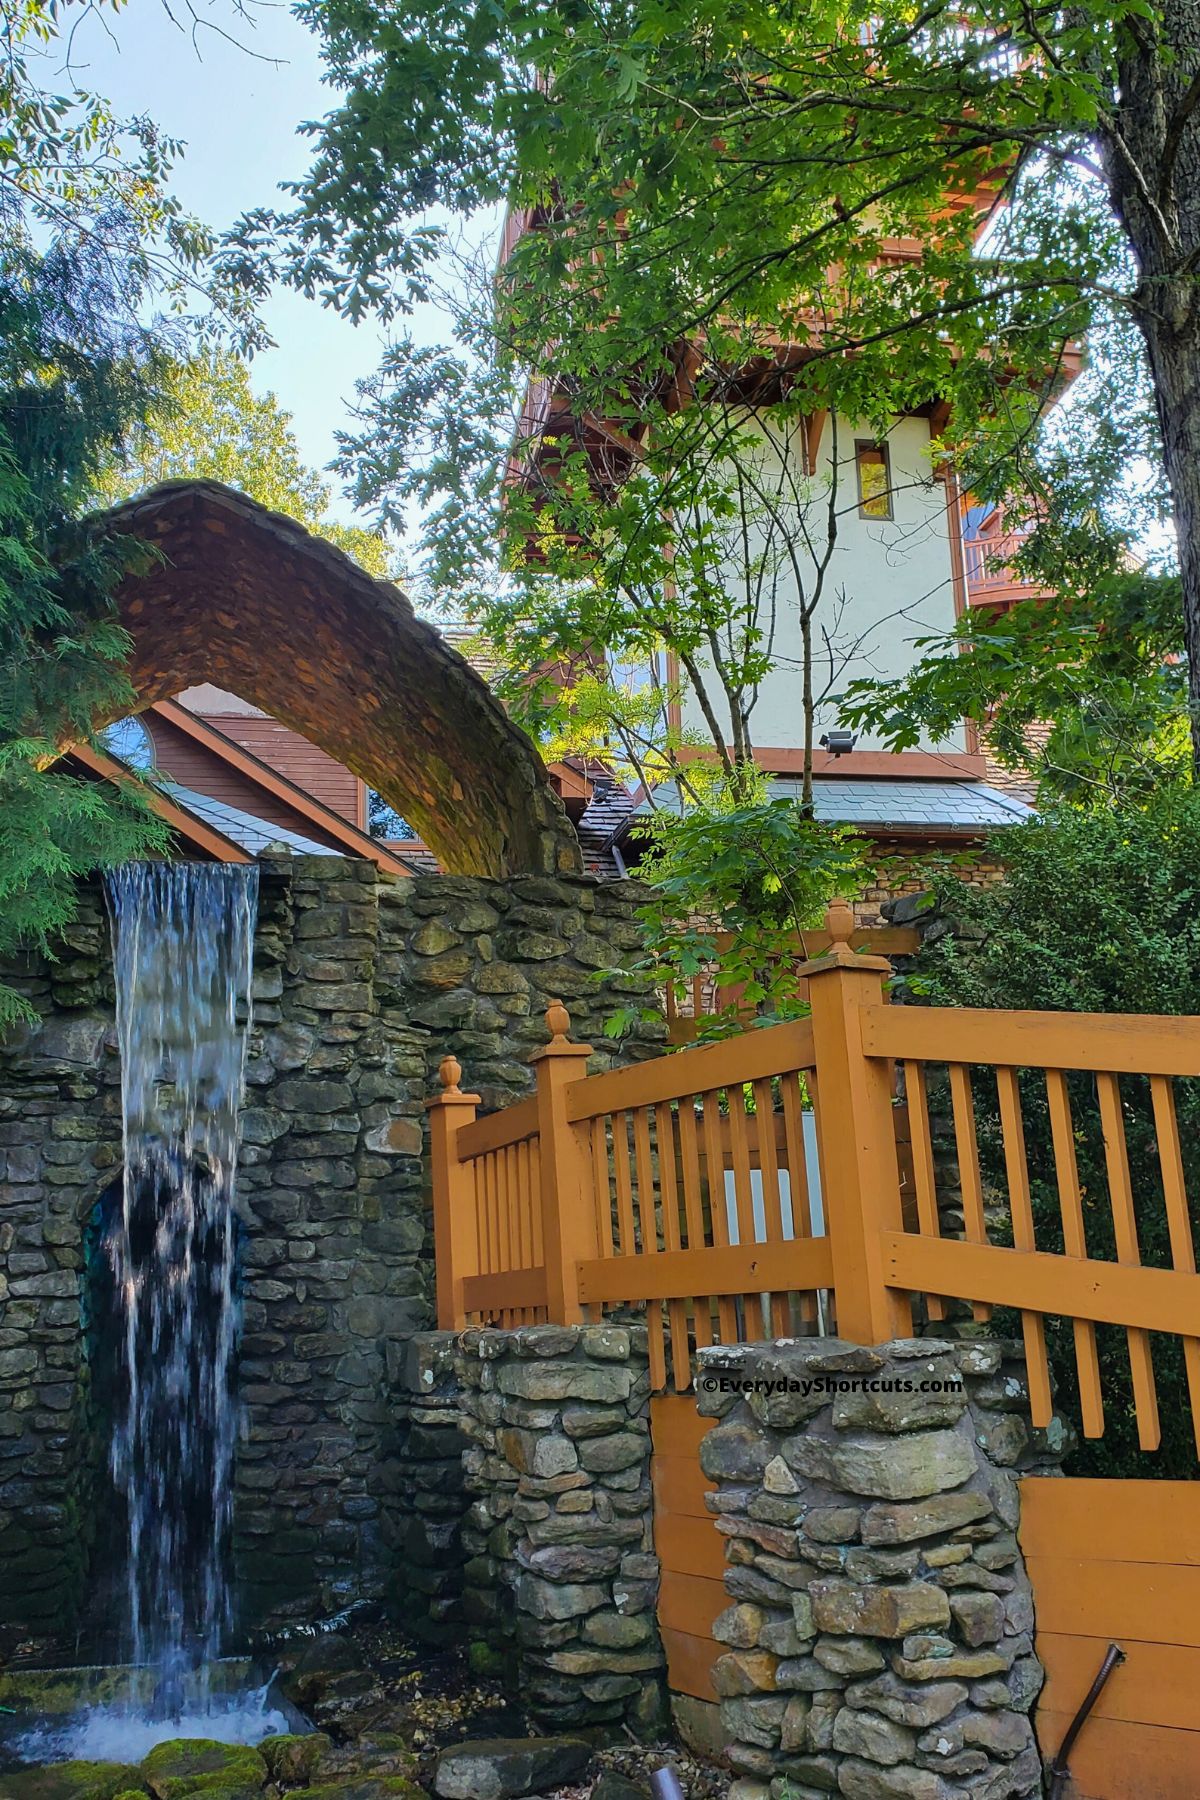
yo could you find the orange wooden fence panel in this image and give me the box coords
[650,1395,721,1704]
[430,900,1200,1454]
[1019,1477,1200,1799]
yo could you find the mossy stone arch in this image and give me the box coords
[97,481,580,878]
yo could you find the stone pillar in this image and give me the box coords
[381,1330,470,1643]
[234,858,431,1627]
[697,1336,1069,1800]
[455,1322,666,1734]
[0,884,120,1650]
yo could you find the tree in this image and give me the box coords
[264,0,1200,757]
[0,0,265,1022]
[0,225,173,1027]
[91,350,394,577]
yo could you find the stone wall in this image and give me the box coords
[696,1336,1068,1800]
[454,1323,667,1736]
[0,855,660,1648]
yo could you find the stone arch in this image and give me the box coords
[97,481,580,878]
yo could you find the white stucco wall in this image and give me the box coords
[678,412,967,755]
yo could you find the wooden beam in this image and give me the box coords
[564,1018,816,1122]
[883,1232,1200,1340]
[576,1237,834,1305]
[456,1097,540,1160]
[862,1000,1200,1078]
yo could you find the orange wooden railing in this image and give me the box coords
[429,900,1200,1452]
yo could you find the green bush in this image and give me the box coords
[913,793,1200,1478]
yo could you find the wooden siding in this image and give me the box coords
[198,712,365,825]
[650,1395,723,1704]
[1020,1477,1200,1798]
[145,713,359,849]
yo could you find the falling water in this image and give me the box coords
[104,861,259,1696]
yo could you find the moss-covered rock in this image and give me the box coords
[257,1734,330,1788]
[1,1762,143,1800]
[284,1783,426,1800]
[137,1739,267,1800]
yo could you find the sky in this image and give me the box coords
[56,0,460,528]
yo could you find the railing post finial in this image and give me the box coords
[545,998,572,1043]
[825,896,858,961]
[439,1052,464,1096]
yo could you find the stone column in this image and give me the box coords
[697,1336,1069,1800]
[455,1322,666,1735]
[381,1330,470,1643]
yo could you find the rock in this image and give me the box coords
[948,1590,1005,1646]
[515,1572,608,1619]
[836,1760,950,1800]
[803,1507,860,1543]
[830,1368,966,1435]
[138,1739,268,1799]
[590,1775,650,1800]
[831,1707,917,1765]
[700,1419,770,1482]
[433,1737,591,1800]
[1,1764,141,1800]
[712,1651,780,1696]
[811,1636,885,1676]
[713,1603,767,1648]
[495,1363,631,1403]
[830,1431,977,1500]
[258,1734,331,1786]
[285,1783,425,1800]
[846,1672,969,1727]
[809,1579,950,1638]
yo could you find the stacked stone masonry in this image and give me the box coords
[0,855,661,1647]
[697,1336,1069,1800]
[455,1322,667,1736]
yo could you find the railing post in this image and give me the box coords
[532,1001,597,1324]
[800,899,912,1344]
[426,1052,481,1331]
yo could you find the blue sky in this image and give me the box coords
[61,0,454,528]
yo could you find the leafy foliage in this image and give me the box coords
[915,796,1200,1475]
[841,569,1189,804]
[0,225,173,1026]
[90,349,395,576]
[608,770,866,1040]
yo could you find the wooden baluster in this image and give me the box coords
[1045,1070,1104,1440]
[425,1053,481,1331]
[1150,1075,1200,1458]
[656,1101,692,1389]
[677,1098,713,1349]
[1097,1071,1161,1451]
[633,1104,667,1390]
[613,1111,637,1256]
[949,1062,992,1322]
[779,1073,817,1331]
[533,1001,599,1325]
[904,1061,945,1322]
[702,1088,739,1344]
[753,1077,790,1336]
[726,1083,760,1330]
[995,1067,1053,1427]
[799,901,911,1345]
[591,1116,615,1259]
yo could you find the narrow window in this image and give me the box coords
[855,440,893,520]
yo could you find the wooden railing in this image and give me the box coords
[430,900,1200,1453]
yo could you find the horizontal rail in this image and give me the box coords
[577,1238,834,1306]
[457,1096,539,1159]
[564,1018,816,1122]
[883,1234,1200,1338]
[461,1265,548,1314]
[863,1003,1200,1078]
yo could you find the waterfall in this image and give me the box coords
[104,862,259,1690]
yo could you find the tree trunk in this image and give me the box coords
[1139,306,1200,772]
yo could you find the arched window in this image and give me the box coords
[102,716,156,772]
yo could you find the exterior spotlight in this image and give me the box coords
[819,729,858,756]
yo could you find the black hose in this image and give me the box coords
[1046,1642,1125,1800]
